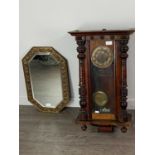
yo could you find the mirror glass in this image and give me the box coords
[29,52,63,108]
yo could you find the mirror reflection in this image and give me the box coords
[29,52,63,108]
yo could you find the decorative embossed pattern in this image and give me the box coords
[22,47,70,113]
[91,46,113,68]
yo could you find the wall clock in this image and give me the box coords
[69,29,135,132]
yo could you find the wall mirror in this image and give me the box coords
[22,47,70,112]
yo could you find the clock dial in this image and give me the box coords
[91,46,113,69]
[93,91,108,107]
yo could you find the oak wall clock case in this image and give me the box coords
[69,29,135,132]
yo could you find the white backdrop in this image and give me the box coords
[19,0,135,109]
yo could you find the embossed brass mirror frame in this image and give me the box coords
[22,47,70,113]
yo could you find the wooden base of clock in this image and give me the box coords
[75,113,131,133]
[97,126,114,132]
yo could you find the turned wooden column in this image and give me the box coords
[75,36,88,127]
[118,36,131,127]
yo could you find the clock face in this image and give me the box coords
[93,91,108,107]
[91,46,113,69]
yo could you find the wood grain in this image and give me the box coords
[69,29,135,132]
[20,106,135,155]
[92,113,116,120]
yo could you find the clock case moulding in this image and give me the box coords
[69,29,135,132]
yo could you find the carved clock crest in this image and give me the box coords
[69,29,135,132]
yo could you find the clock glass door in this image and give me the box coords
[90,39,116,120]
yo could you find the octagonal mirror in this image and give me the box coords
[22,47,70,112]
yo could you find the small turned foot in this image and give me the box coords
[121,126,127,133]
[81,124,87,131]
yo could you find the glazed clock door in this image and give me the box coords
[90,39,116,120]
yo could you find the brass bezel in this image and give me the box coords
[22,47,70,113]
[91,46,113,69]
[93,91,108,107]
